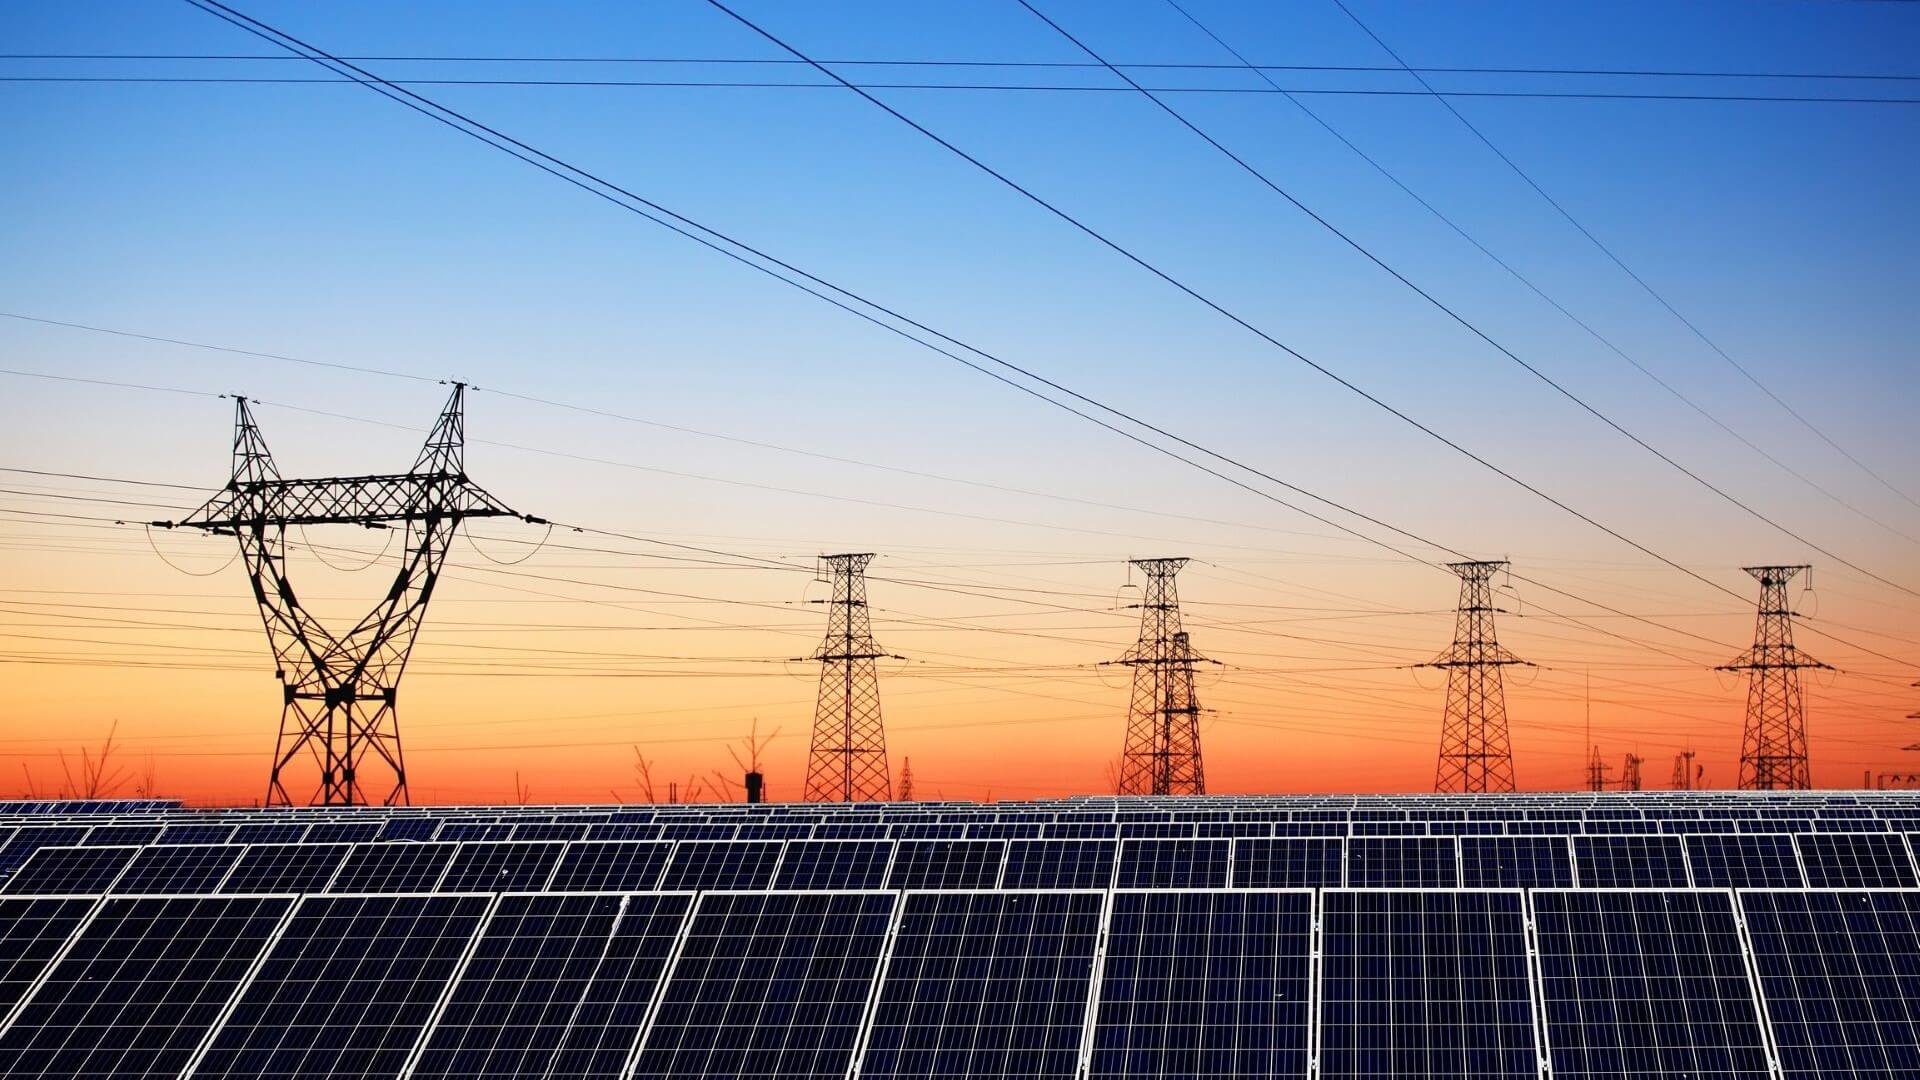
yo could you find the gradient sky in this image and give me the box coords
[1,1,1916,804]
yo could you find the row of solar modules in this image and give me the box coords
[6,832,1918,897]
[0,886,1913,1077]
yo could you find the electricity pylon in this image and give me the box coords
[1585,746,1609,792]
[156,384,533,806]
[1426,561,1527,793]
[1113,558,1208,796]
[1620,753,1644,791]
[1719,565,1828,790]
[1671,749,1700,791]
[802,553,892,802]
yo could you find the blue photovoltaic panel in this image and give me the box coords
[0,896,292,1078]
[738,822,814,841]
[0,897,97,1016]
[1684,834,1806,888]
[301,821,383,844]
[812,821,891,841]
[229,822,307,845]
[509,822,589,842]
[584,822,661,841]
[1231,838,1344,888]
[0,844,136,895]
[1346,837,1459,888]
[1460,836,1575,889]
[217,842,352,894]
[439,822,518,842]
[1740,890,1920,1079]
[378,817,440,842]
[545,841,672,892]
[886,840,1004,891]
[1114,839,1230,890]
[410,892,692,1079]
[438,841,565,893]
[658,841,784,891]
[1319,890,1537,1078]
[112,843,247,894]
[192,893,492,1079]
[0,826,90,876]
[634,891,895,1079]
[861,891,1102,1080]
[1042,822,1118,840]
[1533,890,1771,1079]
[1572,835,1691,888]
[659,822,737,841]
[1794,834,1920,888]
[890,822,968,842]
[325,841,459,893]
[1118,822,1197,840]
[774,840,894,890]
[1090,890,1311,1079]
[1001,840,1117,890]
[157,823,236,845]
[78,824,162,846]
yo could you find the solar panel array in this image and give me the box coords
[0,792,1916,1077]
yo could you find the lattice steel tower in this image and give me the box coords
[1114,558,1207,796]
[802,553,892,802]
[156,384,532,806]
[1426,561,1527,793]
[1719,565,1827,790]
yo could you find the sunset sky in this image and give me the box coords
[2,0,1916,804]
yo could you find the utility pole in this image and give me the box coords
[1425,561,1527,793]
[801,554,892,802]
[1719,566,1828,790]
[154,385,534,806]
[1113,558,1209,796]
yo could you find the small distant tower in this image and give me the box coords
[1620,754,1644,792]
[1719,566,1828,790]
[1671,749,1699,791]
[1113,559,1208,796]
[898,758,915,802]
[1585,746,1609,793]
[803,554,893,803]
[1426,561,1528,793]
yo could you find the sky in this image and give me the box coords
[0,0,1916,805]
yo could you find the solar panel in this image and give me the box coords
[113,843,248,894]
[78,823,162,846]
[0,826,91,877]
[1571,834,1691,888]
[633,891,896,1078]
[772,840,894,890]
[508,821,589,842]
[326,841,460,893]
[229,822,308,845]
[1001,840,1117,889]
[379,817,441,842]
[191,893,492,1078]
[1346,837,1459,888]
[1683,834,1806,888]
[660,821,738,841]
[408,892,692,1078]
[1230,838,1344,888]
[438,841,566,893]
[886,840,1005,891]
[0,895,293,1077]
[157,823,236,845]
[1794,833,1920,888]
[301,820,383,844]
[544,840,672,893]
[216,842,351,894]
[1739,889,1920,1077]
[1112,839,1230,890]
[440,821,519,842]
[1089,890,1312,1079]
[658,841,784,891]
[584,822,661,841]
[859,891,1102,1079]
[1320,890,1538,1078]
[1532,890,1771,1078]
[0,844,137,895]
[1460,836,1575,889]
[0,897,98,1016]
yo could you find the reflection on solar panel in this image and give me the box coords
[1740,890,1920,1078]
[217,842,350,894]
[1320,890,1537,1078]
[438,841,565,893]
[0,896,291,1077]
[326,841,459,893]
[0,897,97,1016]
[1533,890,1771,1078]
[1115,839,1230,889]
[885,840,1004,890]
[1090,890,1311,1079]
[0,844,136,895]
[1684,834,1806,888]
[1346,837,1459,888]
[634,891,895,1078]
[1001,840,1116,889]
[379,817,440,842]
[1794,834,1920,888]
[1460,836,1574,889]
[0,827,91,876]
[546,841,672,893]
[658,841,784,891]
[192,893,492,1079]
[408,892,691,1079]
[1571,834,1691,888]
[1231,838,1343,888]
[774,840,894,890]
[113,843,247,894]
[861,891,1102,1079]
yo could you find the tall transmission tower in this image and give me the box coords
[1425,561,1528,793]
[1719,565,1828,790]
[1585,746,1609,793]
[155,385,533,806]
[1620,753,1644,792]
[1113,558,1209,796]
[802,554,893,802]
[1671,749,1700,791]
